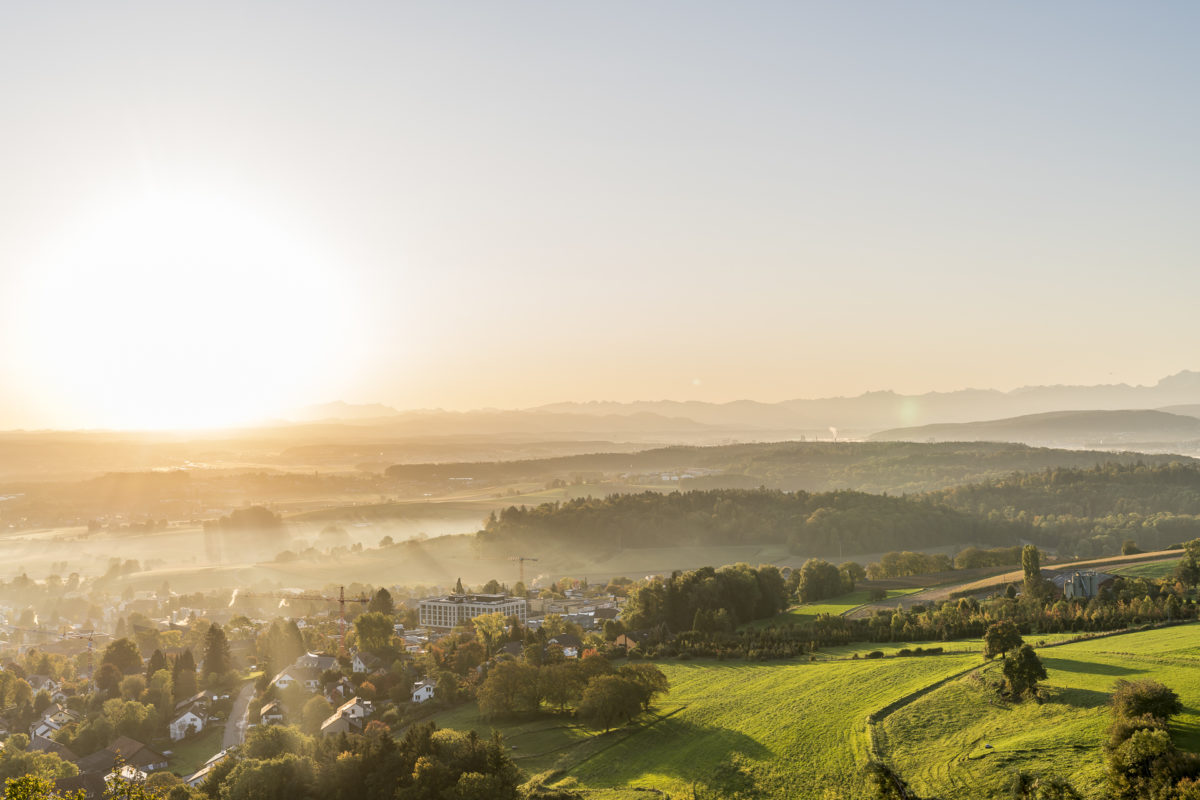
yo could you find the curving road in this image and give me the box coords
[223,682,257,750]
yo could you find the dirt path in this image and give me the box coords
[846,549,1181,619]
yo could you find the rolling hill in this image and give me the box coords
[869,409,1200,447]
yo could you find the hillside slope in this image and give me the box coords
[870,409,1200,447]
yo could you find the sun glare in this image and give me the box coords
[16,186,363,429]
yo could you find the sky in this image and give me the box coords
[2,2,1199,429]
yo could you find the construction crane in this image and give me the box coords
[0,624,111,674]
[510,555,539,586]
[230,586,370,656]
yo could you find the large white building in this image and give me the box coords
[418,593,527,629]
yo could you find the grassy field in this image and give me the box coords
[1109,558,1180,579]
[168,725,224,776]
[882,623,1200,799]
[744,588,923,629]
[433,653,980,798]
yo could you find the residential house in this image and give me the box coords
[499,642,525,659]
[169,704,206,741]
[105,764,147,788]
[32,703,81,739]
[174,690,208,713]
[613,632,649,652]
[294,652,338,672]
[593,607,619,622]
[54,773,107,799]
[411,680,435,704]
[325,676,355,703]
[259,701,284,725]
[547,634,583,659]
[319,697,373,736]
[351,652,385,674]
[186,748,234,787]
[272,666,322,692]
[28,675,61,695]
[30,733,78,763]
[75,736,168,775]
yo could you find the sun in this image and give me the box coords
[15,185,364,429]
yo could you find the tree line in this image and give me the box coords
[478,489,1021,556]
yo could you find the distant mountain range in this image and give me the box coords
[287,371,1200,447]
[529,371,1200,433]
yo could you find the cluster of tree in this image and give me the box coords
[50,626,238,756]
[931,462,1200,558]
[6,720,529,800]
[625,569,1197,662]
[981,621,1047,700]
[621,564,787,632]
[866,551,953,579]
[477,488,1022,556]
[477,654,668,731]
[867,545,1032,580]
[788,559,864,603]
[202,506,283,532]
[1103,679,1197,799]
[954,545,1025,570]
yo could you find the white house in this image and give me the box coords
[411,680,435,704]
[318,696,373,736]
[186,749,233,787]
[31,704,80,739]
[259,701,284,725]
[294,652,337,672]
[351,653,384,674]
[169,706,205,741]
[105,765,147,786]
[28,675,60,695]
[272,666,321,692]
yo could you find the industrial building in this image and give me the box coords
[418,593,527,629]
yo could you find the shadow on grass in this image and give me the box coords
[1171,709,1200,751]
[1042,685,1111,710]
[567,715,771,789]
[1041,657,1146,677]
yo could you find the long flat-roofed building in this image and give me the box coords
[418,593,527,629]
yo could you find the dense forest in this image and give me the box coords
[477,489,1020,557]
[932,462,1200,557]
[477,463,1200,560]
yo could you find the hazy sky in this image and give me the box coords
[2,2,1199,429]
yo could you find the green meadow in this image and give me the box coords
[434,653,979,798]
[883,623,1200,799]
[1108,558,1181,579]
[743,587,923,629]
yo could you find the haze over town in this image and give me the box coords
[4,3,1200,800]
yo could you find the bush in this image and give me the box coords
[1111,679,1183,723]
[866,651,884,659]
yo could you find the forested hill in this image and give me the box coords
[475,489,1021,558]
[386,441,1191,495]
[930,462,1200,557]
[475,463,1200,562]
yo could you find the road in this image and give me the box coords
[223,682,257,750]
[845,548,1182,619]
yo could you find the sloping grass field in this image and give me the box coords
[882,623,1200,799]
[1109,558,1180,579]
[743,588,922,629]
[435,653,979,798]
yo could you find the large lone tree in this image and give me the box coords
[983,620,1024,660]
